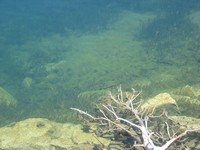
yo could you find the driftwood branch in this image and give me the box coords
[71,85,199,150]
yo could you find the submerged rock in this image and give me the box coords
[169,116,200,149]
[0,87,17,106]
[22,77,33,89]
[172,85,200,118]
[0,118,110,150]
[141,93,179,114]
[169,116,200,130]
[173,85,197,98]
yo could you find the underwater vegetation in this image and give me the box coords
[0,1,200,129]
[0,1,200,149]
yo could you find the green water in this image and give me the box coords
[0,1,200,126]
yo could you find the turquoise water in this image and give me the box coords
[0,0,200,125]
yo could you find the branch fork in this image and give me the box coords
[71,85,198,150]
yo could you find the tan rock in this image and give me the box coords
[0,87,17,106]
[0,118,110,150]
[141,93,179,114]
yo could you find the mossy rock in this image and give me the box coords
[173,85,197,98]
[45,60,66,73]
[169,116,200,149]
[171,85,200,117]
[172,95,200,117]
[0,87,17,106]
[169,116,200,130]
[0,118,110,150]
[141,93,179,115]
[22,77,33,89]
[189,10,200,28]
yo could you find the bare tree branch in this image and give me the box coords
[71,86,199,150]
